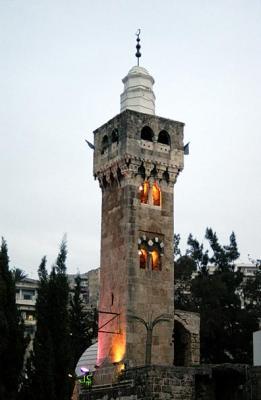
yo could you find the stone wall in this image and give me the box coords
[80,366,198,400]
[80,365,261,400]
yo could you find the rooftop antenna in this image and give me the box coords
[135,29,141,66]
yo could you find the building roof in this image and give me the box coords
[75,342,98,376]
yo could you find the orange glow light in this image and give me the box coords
[152,183,161,206]
[151,250,160,270]
[111,329,126,363]
[140,181,149,204]
[139,248,147,269]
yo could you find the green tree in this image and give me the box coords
[29,239,72,400]
[69,275,97,371]
[0,238,26,400]
[174,233,181,259]
[31,255,56,400]
[191,229,258,363]
[174,229,259,364]
[243,261,261,312]
[48,239,71,400]
[174,255,197,311]
[11,268,28,283]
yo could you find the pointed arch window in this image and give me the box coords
[152,182,161,206]
[158,130,170,146]
[141,126,154,142]
[139,180,161,207]
[138,235,164,272]
[101,135,109,154]
[139,248,148,269]
[111,129,119,144]
[151,249,161,271]
[139,181,150,204]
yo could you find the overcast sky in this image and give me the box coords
[0,0,260,278]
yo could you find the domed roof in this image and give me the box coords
[127,66,150,76]
[75,342,98,376]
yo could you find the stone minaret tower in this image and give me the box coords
[93,45,184,374]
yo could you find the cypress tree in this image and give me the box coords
[32,256,56,400]
[69,275,95,371]
[32,240,72,400]
[0,238,26,400]
[49,239,71,400]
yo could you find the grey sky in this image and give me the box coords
[0,0,260,278]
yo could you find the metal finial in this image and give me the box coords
[135,29,141,66]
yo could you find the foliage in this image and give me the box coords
[26,239,72,400]
[0,238,26,400]
[12,268,28,283]
[69,275,98,372]
[174,229,260,364]
[48,240,72,400]
[175,255,197,281]
[174,234,181,259]
[242,262,261,312]
[31,256,56,400]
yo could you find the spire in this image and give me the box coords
[135,29,141,66]
[120,31,156,115]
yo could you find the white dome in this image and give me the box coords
[127,66,150,76]
[75,342,98,376]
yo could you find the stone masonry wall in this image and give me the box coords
[81,366,197,400]
[80,365,260,400]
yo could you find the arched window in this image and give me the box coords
[141,126,154,142]
[139,181,149,204]
[152,182,161,206]
[101,135,109,154]
[158,130,170,146]
[111,129,118,144]
[151,249,161,271]
[139,248,147,269]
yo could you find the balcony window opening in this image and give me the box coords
[111,129,119,144]
[101,135,109,154]
[158,130,170,146]
[152,183,161,206]
[151,250,161,271]
[139,249,148,269]
[141,126,154,142]
[139,181,149,204]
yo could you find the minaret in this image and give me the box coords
[93,33,184,379]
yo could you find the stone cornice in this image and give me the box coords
[95,154,182,190]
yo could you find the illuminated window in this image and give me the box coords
[139,249,147,269]
[139,181,149,204]
[151,250,161,271]
[152,183,161,206]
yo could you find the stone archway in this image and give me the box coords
[174,310,200,366]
